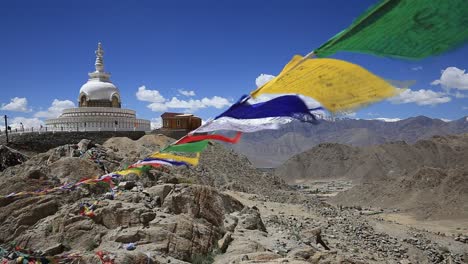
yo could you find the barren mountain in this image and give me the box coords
[275,133,468,182]
[275,133,468,219]
[229,116,468,168]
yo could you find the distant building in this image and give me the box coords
[45,43,150,131]
[154,112,202,139]
[161,112,202,130]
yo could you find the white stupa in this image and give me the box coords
[45,43,151,131]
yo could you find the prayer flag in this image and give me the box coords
[141,158,190,167]
[216,95,319,122]
[176,132,242,145]
[194,116,295,133]
[129,160,164,168]
[150,153,200,166]
[314,0,468,59]
[161,140,209,153]
[114,168,144,176]
[250,55,397,112]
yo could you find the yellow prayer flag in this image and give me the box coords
[149,153,200,166]
[250,55,397,113]
[115,168,143,176]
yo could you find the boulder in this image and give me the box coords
[93,201,153,229]
[0,145,28,171]
[140,211,156,225]
[49,157,103,183]
[146,184,173,203]
[236,207,266,232]
[46,144,77,164]
[223,214,239,232]
[162,185,244,227]
[287,246,318,260]
[218,231,233,253]
[77,139,93,152]
[42,243,66,256]
[0,196,60,242]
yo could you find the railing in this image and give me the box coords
[0,126,150,137]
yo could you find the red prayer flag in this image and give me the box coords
[176,132,242,145]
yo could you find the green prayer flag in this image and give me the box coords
[315,0,468,59]
[161,140,209,153]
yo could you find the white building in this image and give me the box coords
[46,43,150,132]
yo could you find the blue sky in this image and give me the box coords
[1,0,467,128]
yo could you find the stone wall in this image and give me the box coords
[0,131,145,153]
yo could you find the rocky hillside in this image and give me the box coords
[0,135,467,263]
[229,116,468,168]
[275,134,468,182]
[331,166,468,219]
[275,134,468,219]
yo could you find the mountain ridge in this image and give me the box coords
[228,116,468,168]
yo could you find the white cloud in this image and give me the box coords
[373,117,402,122]
[137,86,231,113]
[431,67,468,91]
[34,99,75,118]
[411,66,423,71]
[454,92,467,98]
[256,74,276,88]
[164,96,230,111]
[1,97,30,112]
[136,86,165,103]
[147,102,169,112]
[388,88,451,106]
[3,117,44,130]
[439,118,451,122]
[150,118,162,130]
[178,89,196,97]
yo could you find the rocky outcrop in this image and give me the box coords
[0,145,28,171]
[4,183,245,263]
[175,142,291,202]
[162,185,244,226]
[0,196,60,242]
[49,157,103,183]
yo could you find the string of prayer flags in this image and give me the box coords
[176,132,242,145]
[161,140,209,153]
[215,95,320,122]
[250,55,397,113]
[0,246,82,263]
[314,0,468,59]
[2,175,118,199]
[150,152,200,166]
[74,175,114,188]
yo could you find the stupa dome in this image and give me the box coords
[78,43,121,108]
[79,80,120,101]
